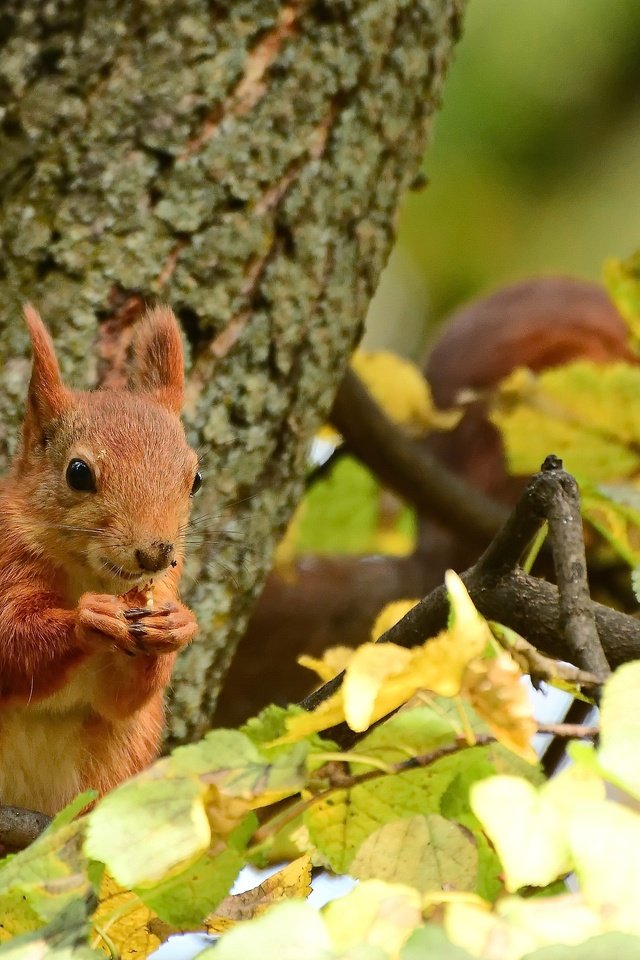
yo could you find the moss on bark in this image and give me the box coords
[0,0,464,744]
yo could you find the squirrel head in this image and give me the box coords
[13,304,201,598]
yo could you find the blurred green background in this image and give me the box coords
[365,0,640,358]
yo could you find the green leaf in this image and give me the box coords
[305,706,470,873]
[306,703,539,875]
[0,901,99,960]
[85,777,210,888]
[296,455,415,557]
[241,705,305,745]
[569,799,640,932]
[323,880,421,958]
[171,729,309,803]
[440,759,504,901]
[471,766,605,892]
[402,925,475,960]
[136,847,244,927]
[207,901,334,960]
[523,933,640,959]
[598,660,640,799]
[350,815,477,894]
[445,893,605,959]
[241,705,337,768]
[604,252,640,354]
[299,457,381,554]
[491,361,640,481]
[45,792,98,836]
[0,821,91,938]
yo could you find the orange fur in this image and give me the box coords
[0,305,199,815]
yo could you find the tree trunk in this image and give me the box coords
[0,0,464,745]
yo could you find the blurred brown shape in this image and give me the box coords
[214,276,634,726]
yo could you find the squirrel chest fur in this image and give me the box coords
[0,305,200,816]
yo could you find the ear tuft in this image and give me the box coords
[23,303,71,430]
[130,305,185,415]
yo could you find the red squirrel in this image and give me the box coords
[0,304,199,815]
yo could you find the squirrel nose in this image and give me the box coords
[135,542,174,573]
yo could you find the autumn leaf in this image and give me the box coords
[471,766,605,892]
[0,901,102,960]
[323,880,422,958]
[597,660,640,800]
[351,350,461,436]
[303,702,536,878]
[569,799,640,933]
[490,361,640,481]
[85,777,211,889]
[0,819,91,940]
[92,873,163,960]
[604,252,640,355]
[350,815,478,894]
[205,856,312,933]
[298,647,355,683]
[462,652,537,762]
[86,730,308,892]
[343,643,414,732]
[445,893,608,959]
[371,600,420,641]
[286,572,492,740]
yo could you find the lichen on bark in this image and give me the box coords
[0,0,464,744]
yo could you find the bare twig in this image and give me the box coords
[301,460,627,726]
[536,722,598,739]
[0,804,51,850]
[251,734,497,847]
[541,699,596,778]
[252,720,596,849]
[329,368,508,546]
[491,623,601,693]
[542,455,610,678]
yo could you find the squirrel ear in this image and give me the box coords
[23,304,71,429]
[130,305,185,415]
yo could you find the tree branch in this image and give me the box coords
[0,805,51,851]
[329,368,508,546]
[302,460,627,719]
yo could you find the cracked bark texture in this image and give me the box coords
[0,0,464,745]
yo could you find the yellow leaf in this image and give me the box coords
[343,643,413,732]
[445,893,605,960]
[462,652,537,762]
[93,873,164,960]
[298,647,355,683]
[205,856,312,934]
[471,767,606,892]
[323,879,422,959]
[282,689,347,741]
[205,788,253,843]
[286,573,492,739]
[371,527,415,556]
[604,253,640,354]
[371,600,420,641]
[446,571,493,659]
[350,814,478,894]
[569,799,640,933]
[351,350,461,436]
[490,361,640,481]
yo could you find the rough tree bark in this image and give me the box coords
[0,0,463,745]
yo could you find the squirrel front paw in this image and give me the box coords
[77,593,198,656]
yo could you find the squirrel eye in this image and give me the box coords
[191,470,202,496]
[66,458,96,493]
